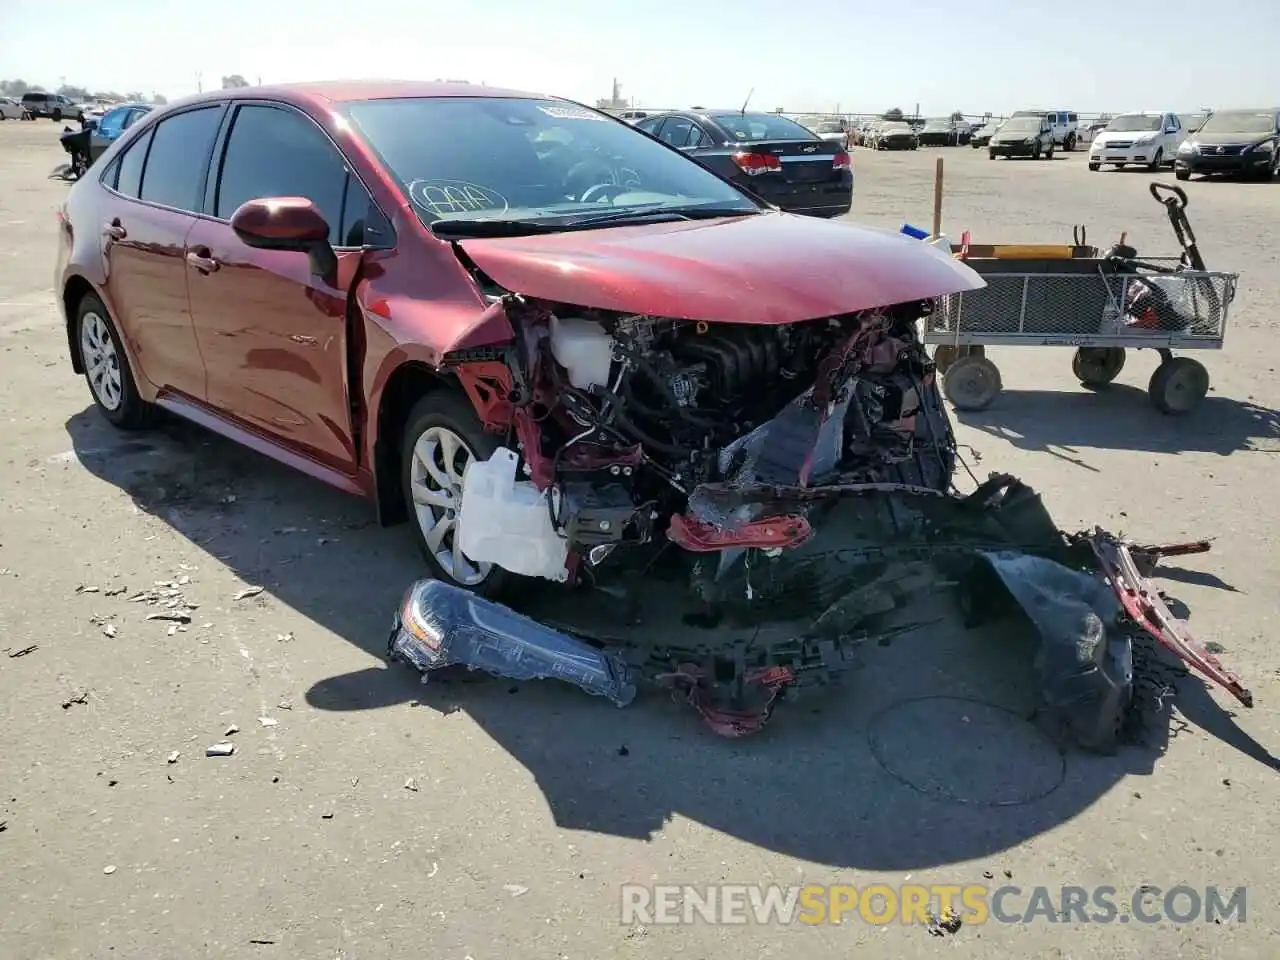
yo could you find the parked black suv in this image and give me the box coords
[21,92,83,121]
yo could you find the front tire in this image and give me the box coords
[1088,161,1101,171]
[401,391,511,596]
[51,109,62,122]
[1045,143,1054,160]
[76,294,153,429]
[1175,168,1191,181]
[1147,148,1163,172]
[1064,134,1077,151]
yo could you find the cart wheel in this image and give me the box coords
[933,344,959,373]
[943,355,1003,411]
[1148,357,1209,415]
[1072,347,1126,388]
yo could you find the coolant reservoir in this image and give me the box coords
[549,316,613,389]
[457,447,569,582]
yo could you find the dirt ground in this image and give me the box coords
[1,120,1277,960]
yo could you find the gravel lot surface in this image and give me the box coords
[2,120,1277,959]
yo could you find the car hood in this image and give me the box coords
[457,212,985,325]
[1192,131,1274,146]
[1094,129,1157,143]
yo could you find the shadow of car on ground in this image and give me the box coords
[64,404,1275,871]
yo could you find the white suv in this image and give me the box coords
[1088,112,1183,171]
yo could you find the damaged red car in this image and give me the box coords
[57,82,1249,743]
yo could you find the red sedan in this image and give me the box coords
[56,81,981,595]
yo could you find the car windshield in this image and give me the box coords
[1106,114,1161,132]
[999,117,1041,134]
[342,96,760,228]
[1180,113,1207,132]
[816,121,844,133]
[1196,111,1276,136]
[709,112,815,141]
[923,119,952,131]
[882,122,911,132]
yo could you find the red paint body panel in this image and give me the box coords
[459,213,985,324]
[185,217,361,473]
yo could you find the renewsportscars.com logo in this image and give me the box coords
[620,883,1247,927]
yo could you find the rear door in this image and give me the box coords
[185,101,382,473]
[99,104,225,397]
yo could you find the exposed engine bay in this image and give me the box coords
[446,295,955,583]
[397,293,1253,748]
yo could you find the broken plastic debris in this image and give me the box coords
[234,585,264,601]
[103,865,117,875]
[225,724,240,736]
[503,884,529,897]
[257,717,278,727]
[206,742,236,757]
[102,623,117,638]
[387,579,636,708]
[76,584,100,594]
[404,777,419,792]
[166,750,180,764]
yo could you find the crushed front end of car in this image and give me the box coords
[387,246,1252,751]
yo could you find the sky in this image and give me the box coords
[1,0,1276,116]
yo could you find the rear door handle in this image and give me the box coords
[103,222,126,240]
[185,251,220,274]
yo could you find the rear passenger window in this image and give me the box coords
[660,118,694,147]
[214,104,348,246]
[111,128,153,198]
[138,106,223,212]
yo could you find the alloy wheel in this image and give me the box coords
[408,425,491,585]
[80,311,123,412]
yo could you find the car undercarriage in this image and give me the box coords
[388,292,1252,750]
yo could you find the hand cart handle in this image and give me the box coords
[1150,182,1188,209]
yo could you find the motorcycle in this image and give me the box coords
[59,123,93,180]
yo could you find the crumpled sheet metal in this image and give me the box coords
[980,550,1136,752]
[387,579,637,707]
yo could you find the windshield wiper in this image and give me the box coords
[561,207,760,229]
[430,219,559,239]
[431,207,760,239]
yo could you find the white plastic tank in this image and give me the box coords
[457,447,569,581]
[549,316,613,390]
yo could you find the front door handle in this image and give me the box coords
[103,221,126,240]
[186,250,220,274]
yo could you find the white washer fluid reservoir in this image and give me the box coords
[549,316,613,389]
[457,447,569,581]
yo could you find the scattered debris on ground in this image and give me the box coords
[927,910,963,936]
[61,691,89,709]
[166,751,181,764]
[234,585,265,601]
[6,644,38,658]
[206,742,236,757]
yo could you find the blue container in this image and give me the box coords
[900,223,929,240]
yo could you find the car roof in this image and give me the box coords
[163,80,553,113]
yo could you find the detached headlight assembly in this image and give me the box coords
[1178,141,1197,154]
[1249,140,1275,153]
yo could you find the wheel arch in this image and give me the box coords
[62,274,100,374]
[371,360,459,526]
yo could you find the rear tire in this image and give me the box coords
[1064,134,1077,151]
[51,109,61,122]
[1175,168,1191,181]
[76,294,154,430]
[1045,143,1054,160]
[943,355,1003,411]
[401,391,512,597]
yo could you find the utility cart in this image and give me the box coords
[924,184,1238,415]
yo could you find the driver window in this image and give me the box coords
[97,108,128,139]
[686,124,712,148]
[660,118,694,147]
[214,104,348,246]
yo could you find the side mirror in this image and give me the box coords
[230,197,337,277]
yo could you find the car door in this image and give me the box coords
[1161,113,1181,158]
[100,104,225,398]
[184,101,381,474]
